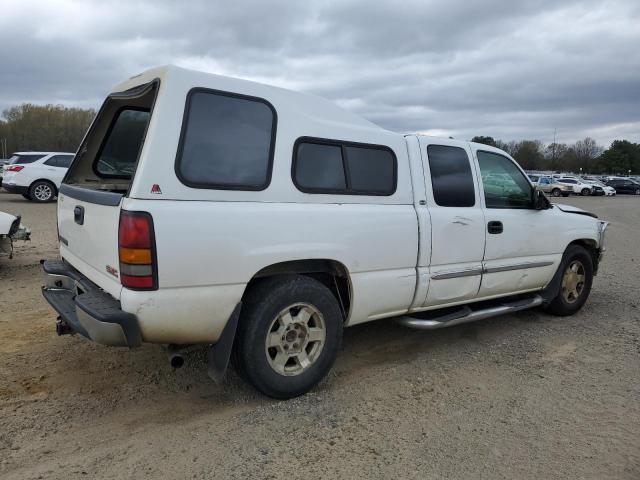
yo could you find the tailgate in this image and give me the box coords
[58,187,123,299]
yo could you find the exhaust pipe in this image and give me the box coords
[169,352,184,369]
[167,344,185,368]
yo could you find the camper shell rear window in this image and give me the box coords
[63,80,158,192]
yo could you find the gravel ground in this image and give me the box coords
[0,191,638,479]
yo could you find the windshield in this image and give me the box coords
[95,109,150,178]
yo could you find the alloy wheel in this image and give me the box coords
[561,260,586,304]
[265,303,326,376]
[34,184,53,201]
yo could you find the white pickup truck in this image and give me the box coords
[42,66,608,398]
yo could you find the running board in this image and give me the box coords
[396,295,544,330]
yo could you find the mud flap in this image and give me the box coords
[540,258,565,304]
[207,302,241,383]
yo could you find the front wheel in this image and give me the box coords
[551,188,561,197]
[581,188,591,196]
[544,245,594,316]
[234,275,343,399]
[635,188,640,195]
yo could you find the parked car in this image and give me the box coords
[605,178,640,195]
[555,178,593,196]
[529,175,572,197]
[583,180,615,196]
[0,211,30,258]
[40,66,609,399]
[1,152,75,202]
[0,159,9,182]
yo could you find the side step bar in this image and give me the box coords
[396,295,543,330]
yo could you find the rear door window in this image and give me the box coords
[57,155,74,168]
[95,109,150,178]
[176,89,276,190]
[426,145,475,207]
[44,155,73,167]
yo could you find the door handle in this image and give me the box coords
[74,206,84,225]
[487,221,503,234]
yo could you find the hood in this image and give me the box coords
[552,203,598,218]
[0,211,19,235]
[0,211,30,239]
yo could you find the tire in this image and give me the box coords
[635,188,640,195]
[29,180,56,202]
[562,192,570,197]
[581,188,590,196]
[551,188,561,197]
[21,193,31,200]
[544,245,594,316]
[234,275,343,399]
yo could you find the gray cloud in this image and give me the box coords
[0,0,638,146]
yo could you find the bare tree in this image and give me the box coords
[573,137,602,173]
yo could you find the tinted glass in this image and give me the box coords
[539,177,550,185]
[344,146,395,194]
[45,155,73,168]
[56,155,74,168]
[9,154,45,165]
[295,143,346,191]
[477,151,532,208]
[96,109,150,178]
[178,91,274,189]
[427,145,475,207]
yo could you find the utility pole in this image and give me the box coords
[551,128,557,171]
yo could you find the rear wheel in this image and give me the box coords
[234,275,343,399]
[635,188,640,195]
[544,245,593,316]
[581,188,590,196]
[29,180,56,202]
[551,188,562,197]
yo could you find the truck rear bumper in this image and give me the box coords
[41,259,141,347]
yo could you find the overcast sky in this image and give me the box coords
[1,0,638,146]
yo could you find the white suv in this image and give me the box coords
[2,152,75,202]
[555,177,594,196]
[40,66,608,398]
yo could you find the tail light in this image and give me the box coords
[118,211,157,290]
[6,165,24,172]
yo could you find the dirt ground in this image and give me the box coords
[0,191,638,479]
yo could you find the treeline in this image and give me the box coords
[0,103,96,156]
[471,136,640,175]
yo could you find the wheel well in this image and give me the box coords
[568,239,599,271]
[245,260,352,321]
[30,179,57,193]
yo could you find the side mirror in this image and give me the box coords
[533,188,551,210]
